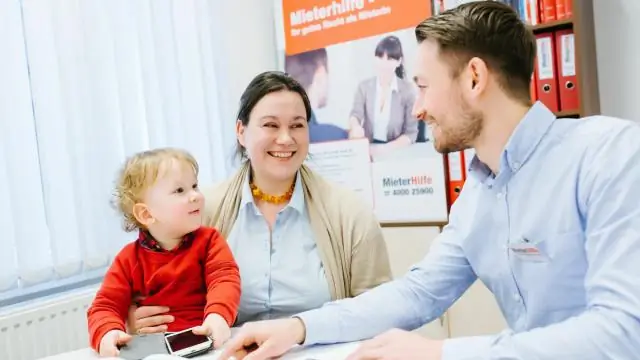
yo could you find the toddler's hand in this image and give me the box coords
[99,329,132,357]
[192,313,231,349]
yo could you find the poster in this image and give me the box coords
[305,138,374,207]
[276,0,448,223]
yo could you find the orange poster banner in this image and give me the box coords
[282,0,432,55]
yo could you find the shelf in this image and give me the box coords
[380,221,448,229]
[531,18,573,34]
[555,110,580,118]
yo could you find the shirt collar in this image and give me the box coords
[468,101,556,182]
[137,228,197,253]
[240,171,305,214]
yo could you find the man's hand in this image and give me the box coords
[346,329,443,360]
[127,300,174,334]
[218,318,306,360]
[98,329,132,357]
[192,313,231,349]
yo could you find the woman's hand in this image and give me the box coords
[192,313,231,349]
[348,116,365,139]
[127,302,174,334]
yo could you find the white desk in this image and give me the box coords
[38,342,360,360]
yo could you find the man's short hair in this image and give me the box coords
[284,48,328,91]
[415,1,536,103]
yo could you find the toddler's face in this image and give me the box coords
[143,159,203,238]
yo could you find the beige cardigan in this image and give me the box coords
[202,162,392,300]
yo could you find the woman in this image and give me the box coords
[348,35,420,155]
[127,71,392,333]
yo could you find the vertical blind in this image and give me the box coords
[0,0,234,305]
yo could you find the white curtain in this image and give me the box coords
[0,0,233,302]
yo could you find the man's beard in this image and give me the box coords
[431,103,483,154]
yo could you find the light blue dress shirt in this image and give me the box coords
[297,102,640,359]
[226,172,331,325]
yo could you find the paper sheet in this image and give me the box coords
[196,342,358,360]
[280,342,359,360]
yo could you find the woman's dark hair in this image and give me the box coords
[235,71,312,159]
[374,35,405,79]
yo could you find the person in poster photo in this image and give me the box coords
[285,48,349,143]
[347,35,420,156]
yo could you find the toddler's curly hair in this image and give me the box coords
[113,147,199,232]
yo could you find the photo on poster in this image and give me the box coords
[284,29,433,153]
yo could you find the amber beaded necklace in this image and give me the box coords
[249,181,295,204]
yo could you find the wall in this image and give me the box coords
[216,0,278,118]
[593,0,640,121]
[210,0,279,166]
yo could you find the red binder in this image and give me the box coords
[530,65,538,103]
[540,0,557,22]
[565,0,573,18]
[525,0,540,25]
[535,33,559,112]
[555,0,566,19]
[555,29,579,112]
[446,151,466,209]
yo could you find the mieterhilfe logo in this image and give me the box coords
[382,175,432,188]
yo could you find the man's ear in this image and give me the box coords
[466,57,489,95]
[132,203,154,228]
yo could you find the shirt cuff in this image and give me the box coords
[293,308,339,346]
[442,335,494,360]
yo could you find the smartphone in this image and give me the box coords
[164,327,213,358]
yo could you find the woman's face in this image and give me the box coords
[375,53,401,79]
[236,90,309,185]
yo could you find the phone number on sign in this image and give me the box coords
[389,187,434,196]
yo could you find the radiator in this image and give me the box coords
[0,287,97,360]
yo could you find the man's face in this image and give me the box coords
[412,40,483,153]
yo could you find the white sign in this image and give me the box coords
[305,138,374,206]
[305,140,448,223]
[371,143,448,223]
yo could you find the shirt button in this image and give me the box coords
[513,293,521,302]
[512,161,521,170]
[496,192,504,199]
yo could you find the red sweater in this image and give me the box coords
[87,226,240,351]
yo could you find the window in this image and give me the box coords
[0,0,233,307]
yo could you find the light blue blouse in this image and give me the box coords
[226,172,332,325]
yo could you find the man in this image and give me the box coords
[221,2,640,359]
[285,48,349,143]
[285,48,330,115]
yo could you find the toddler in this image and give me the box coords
[87,148,241,357]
